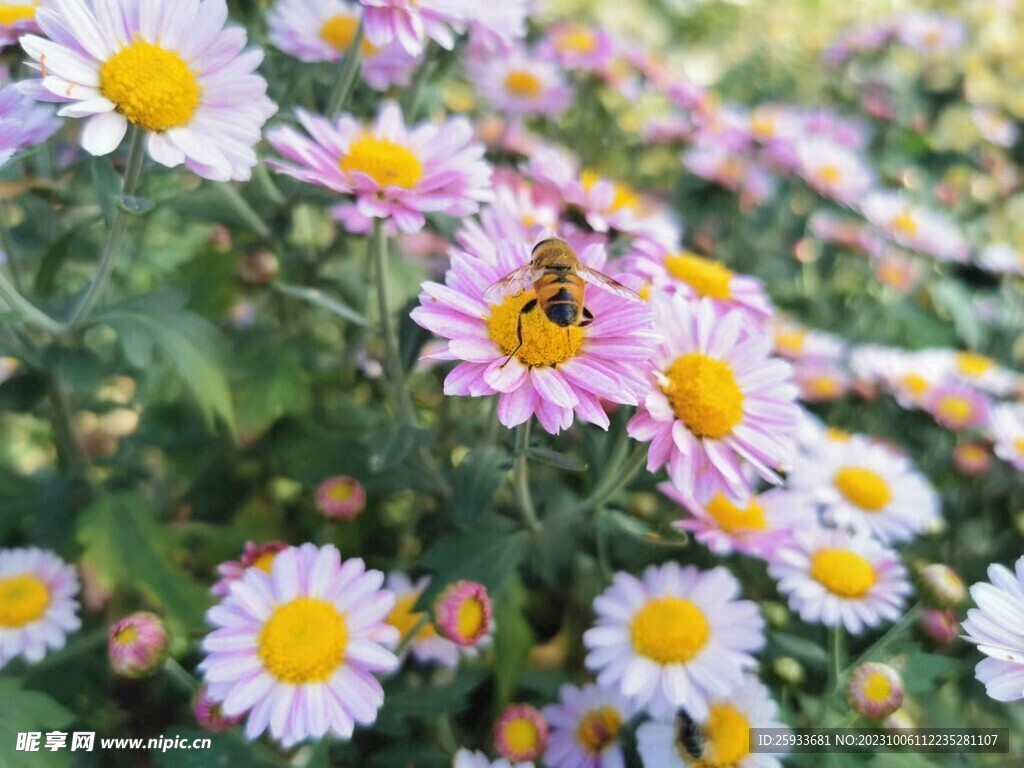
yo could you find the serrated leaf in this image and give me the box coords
[524,447,588,473]
[92,293,235,432]
[450,446,509,525]
[77,493,210,633]
[273,283,369,326]
[493,576,535,707]
[0,678,74,768]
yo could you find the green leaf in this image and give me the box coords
[93,293,235,432]
[524,447,588,473]
[381,667,488,720]
[493,576,535,707]
[273,283,369,326]
[900,651,961,694]
[0,678,75,768]
[77,493,210,633]
[34,217,101,297]
[151,729,277,768]
[89,156,120,229]
[770,632,829,669]
[449,446,510,525]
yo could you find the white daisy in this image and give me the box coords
[962,556,1024,701]
[543,683,635,768]
[453,748,533,768]
[583,562,764,718]
[990,403,1024,473]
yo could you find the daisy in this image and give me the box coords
[942,350,1018,397]
[660,481,817,559]
[628,296,800,501]
[626,248,773,322]
[495,703,548,763]
[924,383,990,431]
[768,528,911,635]
[21,0,277,181]
[962,556,1024,701]
[268,0,417,91]
[896,11,965,53]
[471,49,573,118]
[384,572,470,667]
[991,403,1024,472]
[359,0,463,56]
[199,544,399,747]
[211,541,288,598]
[267,102,493,234]
[0,81,61,167]
[860,191,969,263]
[543,683,635,768]
[453,748,533,768]
[0,547,81,669]
[108,611,168,678]
[808,210,883,255]
[0,0,41,47]
[846,662,903,720]
[315,475,366,521]
[795,136,874,205]
[583,562,765,718]
[636,675,788,768]
[977,243,1024,277]
[788,433,941,544]
[410,232,655,435]
[541,22,613,72]
[770,318,846,363]
[794,361,850,403]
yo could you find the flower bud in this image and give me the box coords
[773,656,805,686]
[919,608,959,646]
[193,685,243,733]
[108,612,169,678]
[952,442,991,477]
[917,563,966,608]
[883,708,915,732]
[435,580,492,647]
[236,250,279,286]
[316,475,366,521]
[846,662,903,720]
[761,601,789,629]
[494,703,548,762]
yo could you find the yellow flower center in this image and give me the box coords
[810,549,876,598]
[580,170,640,212]
[694,704,751,768]
[387,594,436,640]
[936,395,975,424]
[100,41,201,133]
[834,466,891,511]
[576,707,622,755]
[327,482,354,503]
[826,427,851,442]
[816,165,843,184]
[892,210,918,238]
[662,353,744,440]
[340,135,424,189]
[862,671,893,703]
[320,14,378,56]
[750,114,776,139]
[1015,438,1024,456]
[705,493,768,533]
[0,4,35,25]
[503,717,541,756]
[0,573,50,628]
[251,552,278,574]
[630,597,710,664]
[457,595,486,640]
[555,26,598,55]
[955,352,993,377]
[806,375,841,399]
[774,329,805,356]
[957,444,986,463]
[258,598,348,684]
[504,70,544,99]
[114,624,139,646]
[899,373,929,397]
[488,291,583,367]
[664,253,733,299]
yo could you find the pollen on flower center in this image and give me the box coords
[900,373,929,397]
[892,210,918,237]
[114,624,139,646]
[0,573,50,628]
[955,352,993,377]
[816,165,843,184]
[387,594,435,640]
[555,27,598,54]
[340,135,424,189]
[695,703,751,768]
[810,548,876,598]
[258,598,348,684]
[834,466,892,511]
[488,291,584,367]
[630,597,710,664]
[504,718,541,755]
[100,41,201,133]
[662,353,745,439]
[327,483,354,503]
[0,4,35,25]
[504,70,544,99]
[456,595,486,640]
[576,707,622,755]
[1015,438,1024,455]
[321,14,378,56]
[664,252,734,299]
[705,493,768,533]
[774,329,805,356]
[862,671,893,703]
[936,395,974,424]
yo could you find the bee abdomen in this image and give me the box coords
[546,302,579,327]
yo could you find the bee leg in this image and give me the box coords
[579,307,595,327]
[501,299,537,368]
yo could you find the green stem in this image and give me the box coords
[595,510,612,583]
[0,267,63,334]
[373,218,416,426]
[513,421,541,532]
[326,18,365,119]
[843,602,922,678]
[65,127,146,332]
[46,371,91,482]
[818,624,844,722]
[216,182,271,239]
[0,207,23,292]
[163,657,199,694]
[574,445,648,515]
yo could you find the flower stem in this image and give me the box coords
[513,421,541,533]
[373,218,416,426]
[163,657,199,694]
[843,602,922,677]
[327,18,365,119]
[819,624,844,721]
[216,182,271,239]
[0,267,63,334]
[66,127,146,332]
[574,444,648,515]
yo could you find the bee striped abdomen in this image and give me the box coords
[537,273,583,327]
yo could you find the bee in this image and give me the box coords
[485,238,642,366]
[674,709,706,761]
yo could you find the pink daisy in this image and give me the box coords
[267,102,493,234]
[470,47,574,118]
[627,296,800,501]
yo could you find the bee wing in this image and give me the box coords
[484,263,543,302]
[577,265,644,302]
